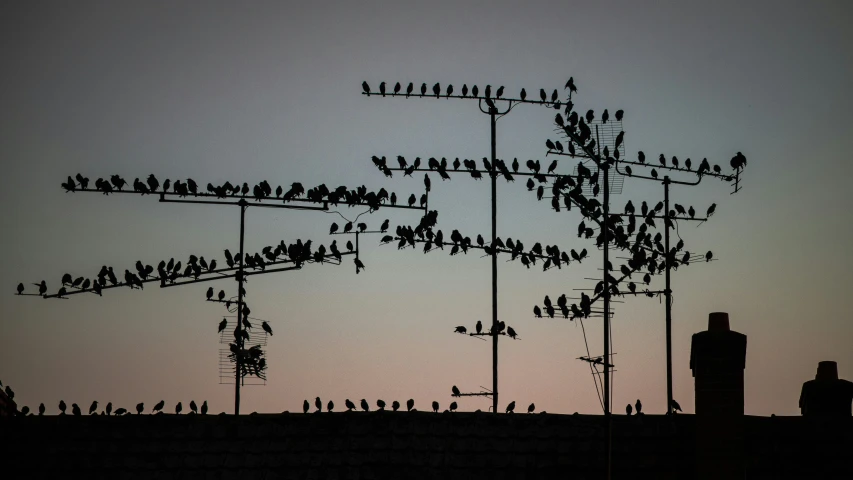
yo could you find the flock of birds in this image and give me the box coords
[17,237,361,298]
[361,79,580,108]
[9,397,210,417]
[371,153,577,185]
[60,174,416,212]
[454,320,519,339]
[301,396,536,414]
[383,224,588,271]
[3,376,681,417]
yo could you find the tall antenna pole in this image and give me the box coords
[235,199,247,415]
[490,106,499,413]
[663,177,673,415]
[599,124,612,479]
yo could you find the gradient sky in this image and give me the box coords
[2,0,852,416]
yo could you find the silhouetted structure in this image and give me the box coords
[691,312,748,479]
[799,361,853,416]
[4,317,852,478]
[691,312,747,415]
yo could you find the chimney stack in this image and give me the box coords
[690,312,747,415]
[799,361,853,416]
[691,312,747,479]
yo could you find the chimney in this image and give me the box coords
[691,312,747,480]
[799,361,853,416]
[690,312,747,415]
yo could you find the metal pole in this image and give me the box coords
[490,107,499,414]
[599,126,612,480]
[235,200,247,415]
[664,177,673,415]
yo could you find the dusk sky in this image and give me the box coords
[2,0,852,416]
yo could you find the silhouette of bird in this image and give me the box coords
[201,401,208,414]
[539,89,547,103]
[455,326,467,334]
[408,194,416,207]
[262,321,273,336]
[527,403,535,413]
[635,399,642,414]
[507,326,518,339]
[432,401,439,413]
[452,385,461,397]
[406,82,413,97]
[379,81,386,97]
[731,151,747,170]
[392,400,400,411]
[303,400,310,413]
[476,320,482,334]
[707,203,716,217]
[670,399,682,413]
[354,258,365,273]
[506,401,515,413]
[345,399,355,411]
[38,403,45,415]
[327,400,334,412]
[547,159,558,174]
[190,400,198,414]
[626,404,632,415]
[461,84,468,97]
[89,401,98,415]
[420,83,427,96]
[75,173,90,189]
[72,403,81,416]
[362,81,370,95]
[360,399,369,411]
[615,109,624,121]
[433,83,440,97]
[449,401,458,412]
[175,402,182,414]
[115,407,127,416]
[206,287,213,300]
[315,397,322,412]
[472,85,479,97]
[446,84,453,97]
[218,318,227,333]
[407,399,415,411]
[551,89,558,103]
[330,223,338,234]
[59,400,67,414]
[520,88,526,101]
[602,109,609,123]
[705,251,713,262]
[136,403,144,414]
[565,77,577,94]
[16,283,24,295]
[533,305,542,318]
[61,176,77,192]
[377,399,386,410]
[153,400,165,413]
[357,222,367,232]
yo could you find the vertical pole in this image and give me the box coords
[664,178,673,415]
[600,128,612,480]
[235,200,247,415]
[490,107,499,414]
